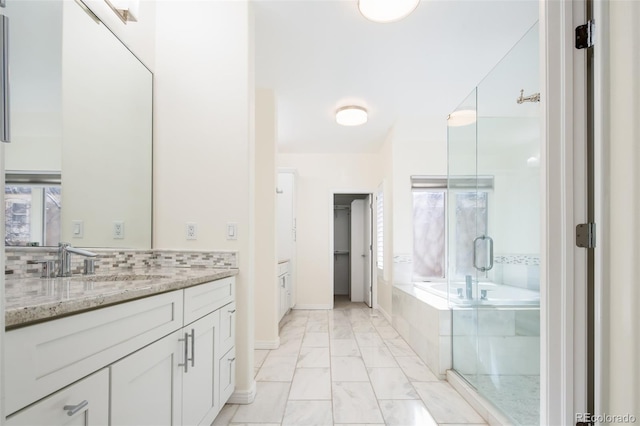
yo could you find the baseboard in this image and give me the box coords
[446,370,511,426]
[376,304,393,323]
[254,338,280,350]
[228,380,256,405]
[293,304,332,310]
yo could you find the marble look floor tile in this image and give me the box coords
[351,321,377,333]
[280,325,306,341]
[331,356,369,381]
[255,356,297,381]
[334,424,385,426]
[296,347,330,368]
[302,332,330,348]
[378,399,438,426]
[385,337,417,357]
[254,349,269,368]
[376,325,400,339]
[289,368,331,400]
[231,382,290,423]
[355,332,386,348]
[269,338,302,357]
[368,367,419,399]
[212,403,238,425]
[229,423,281,426]
[330,339,361,357]
[330,325,355,339]
[306,321,329,333]
[282,400,334,425]
[395,356,439,382]
[332,382,384,424]
[360,345,399,368]
[413,381,485,424]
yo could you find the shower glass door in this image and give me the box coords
[449,22,541,425]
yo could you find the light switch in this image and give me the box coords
[72,220,84,238]
[226,223,237,240]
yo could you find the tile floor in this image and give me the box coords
[213,298,487,426]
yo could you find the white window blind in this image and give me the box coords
[376,186,384,270]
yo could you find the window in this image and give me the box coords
[412,190,446,279]
[411,176,492,281]
[376,185,384,271]
[5,173,62,246]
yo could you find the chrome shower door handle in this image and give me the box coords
[473,235,494,272]
[0,15,10,143]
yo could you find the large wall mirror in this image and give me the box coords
[4,0,152,248]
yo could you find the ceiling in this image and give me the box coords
[253,0,539,154]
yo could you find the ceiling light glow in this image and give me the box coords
[358,0,420,23]
[336,106,368,126]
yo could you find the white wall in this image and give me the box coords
[254,89,278,347]
[603,0,640,418]
[278,153,382,308]
[154,0,255,400]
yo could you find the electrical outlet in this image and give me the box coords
[113,221,125,239]
[186,222,197,240]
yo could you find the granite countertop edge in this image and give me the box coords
[5,268,239,329]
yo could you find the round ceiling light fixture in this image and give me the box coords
[358,0,420,23]
[336,106,368,126]
[447,109,476,127]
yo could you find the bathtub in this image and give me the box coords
[416,281,540,306]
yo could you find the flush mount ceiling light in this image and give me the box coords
[336,106,368,126]
[104,0,139,23]
[447,109,476,127]
[358,0,420,23]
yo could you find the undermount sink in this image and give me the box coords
[72,274,170,282]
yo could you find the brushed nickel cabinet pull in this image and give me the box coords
[63,400,88,416]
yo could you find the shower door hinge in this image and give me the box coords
[576,20,595,49]
[576,222,596,248]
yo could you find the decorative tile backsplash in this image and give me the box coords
[5,248,238,279]
[494,254,540,266]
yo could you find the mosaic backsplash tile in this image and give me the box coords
[494,254,540,266]
[5,248,238,279]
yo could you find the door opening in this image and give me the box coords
[332,193,373,308]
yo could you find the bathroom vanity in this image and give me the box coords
[4,268,237,425]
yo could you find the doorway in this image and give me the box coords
[332,193,373,308]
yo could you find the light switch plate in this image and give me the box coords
[226,223,237,240]
[72,220,84,238]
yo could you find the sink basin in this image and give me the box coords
[72,274,170,282]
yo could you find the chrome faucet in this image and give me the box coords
[58,243,98,277]
[465,275,473,300]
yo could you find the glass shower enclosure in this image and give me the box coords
[447,23,541,425]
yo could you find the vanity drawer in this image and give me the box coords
[5,290,184,415]
[183,277,235,325]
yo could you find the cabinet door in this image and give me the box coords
[182,310,221,426]
[219,302,236,354]
[219,347,236,405]
[6,369,108,426]
[111,330,182,426]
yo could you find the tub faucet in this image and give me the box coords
[58,242,97,277]
[465,275,473,300]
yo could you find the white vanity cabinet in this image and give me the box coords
[5,276,236,426]
[5,369,109,426]
[111,330,183,425]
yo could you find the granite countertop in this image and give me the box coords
[5,267,239,329]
